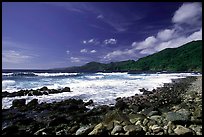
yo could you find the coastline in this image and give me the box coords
[2,76,202,135]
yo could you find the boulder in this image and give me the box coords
[149,125,162,133]
[84,100,94,106]
[12,99,26,108]
[26,99,38,109]
[174,125,194,135]
[61,87,71,92]
[111,125,123,135]
[40,86,48,91]
[166,112,190,123]
[115,99,127,110]
[75,125,93,135]
[123,125,144,135]
[88,123,108,135]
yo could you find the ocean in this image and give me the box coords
[2,71,201,109]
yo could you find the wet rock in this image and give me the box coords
[12,99,26,108]
[111,125,123,135]
[61,87,71,92]
[115,99,127,110]
[32,90,43,96]
[40,86,48,91]
[75,125,93,135]
[84,100,94,106]
[26,99,38,109]
[174,125,194,135]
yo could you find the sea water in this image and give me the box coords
[2,71,201,109]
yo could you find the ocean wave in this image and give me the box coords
[33,72,80,77]
[3,72,37,77]
[3,72,81,77]
[2,80,16,89]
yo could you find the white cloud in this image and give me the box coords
[97,14,104,19]
[140,48,156,55]
[88,39,94,43]
[66,50,70,54]
[103,49,135,61]
[172,2,202,25]
[157,29,176,41]
[3,50,32,64]
[134,36,157,50]
[154,28,202,52]
[80,48,88,53]
[70,57,80,63]
[90,50,97,53]
[104,38,117,45]
[82,38,100,45]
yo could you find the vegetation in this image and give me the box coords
[59,40,202,73]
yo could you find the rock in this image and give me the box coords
[34,128,46,135]
[105,121,114,131]
[149,115,163,125]
[129,105,142,113]
[115,99,127,110]
[149,125,162,133]
[166,112,190,123]
[26,99,38,109]
[69,125,79,133]
[88,123,108,135]
[32,90,43,96]
[193,107,202,119]
[128,113,146,124]
[189,125,202,135]
[75,125,93,135]
[2,125,19,135]
[12,99,26,108]
[143,118,149,126]
[103,110,130,125]
[123,125,144,135]
[111,125,123,135]
[84,100,94,106]
[40,86,48,91]
[148,111,159,117]
[176,109,191,117]
[174,125,194,135]
[61,87,71,92]
[49,116,69,126]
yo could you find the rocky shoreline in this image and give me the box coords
[2,76,202,135]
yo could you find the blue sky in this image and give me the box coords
[2,2,202,69]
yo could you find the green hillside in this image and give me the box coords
[132,40,202,72]
[58,40,202,73]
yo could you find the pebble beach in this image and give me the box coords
[2,76,202,135]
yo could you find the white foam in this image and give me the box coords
[2,80,16,92]
[2,72,201,109]
[2,73,13,76]
[34,72,79,77]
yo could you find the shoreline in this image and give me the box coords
[2,76,202,135]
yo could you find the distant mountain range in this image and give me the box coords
[54,40,202,73]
